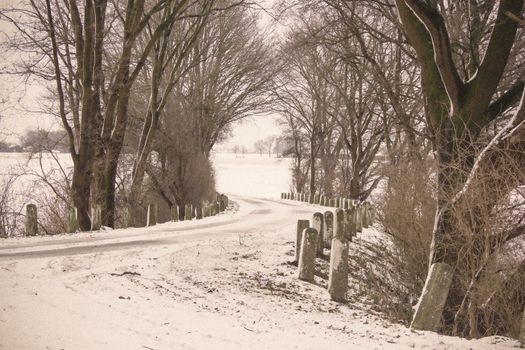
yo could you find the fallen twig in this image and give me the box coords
[109,271,142,277]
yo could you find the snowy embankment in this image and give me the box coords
[0,153,519,349]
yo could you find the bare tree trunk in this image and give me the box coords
[309,138,316,194]
[395,0,524,334]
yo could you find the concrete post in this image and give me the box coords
[298,228,318,283]
[91,205,101,231]
[411,263,454,332]
[25,204,38,236]
[346,206,357,238]
[147,203,157,226]
[356,205,363,233]
[123,206,133,228]
[196,205,203,220]
[171,205,179,222]
[184,204,192,221]
[333,209,344,243]
[362,202,369,228]
[295,219,310,263]
[219,195,226,212]
[323,211,334,248]
[67,207,78,233]
[312,212,324,257]
[328,209,348,302]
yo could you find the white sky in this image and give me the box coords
[0,0,284,149]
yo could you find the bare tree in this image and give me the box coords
[395,0,525,336]
[273,20,337,194]
[254,139,265,156]
[138,2,275,211]
[264,135,277,157]
[127,1,216,214]
[1,0,231,229]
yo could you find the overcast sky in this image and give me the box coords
[0,0,283,149]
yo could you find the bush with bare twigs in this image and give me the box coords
[0,173,23,237]
[353,158,436,324]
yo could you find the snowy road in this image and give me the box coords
[0,195,311,260]
[0,195,518,349]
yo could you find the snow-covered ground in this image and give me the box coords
[0,153,520,349]
[212,152,292,197]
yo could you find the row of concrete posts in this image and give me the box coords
[283,193,525,340]
[23,194,229,235]
[292,201,374,303]
[146,194,229,227]
[285,191,455,332]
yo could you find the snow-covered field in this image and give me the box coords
[213,152,292,197]
[0,153,520,349]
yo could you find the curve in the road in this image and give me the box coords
[0,195,315,260]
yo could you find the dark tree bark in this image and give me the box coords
[395,0,525,334]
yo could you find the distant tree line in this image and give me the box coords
[0,129,69,153]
